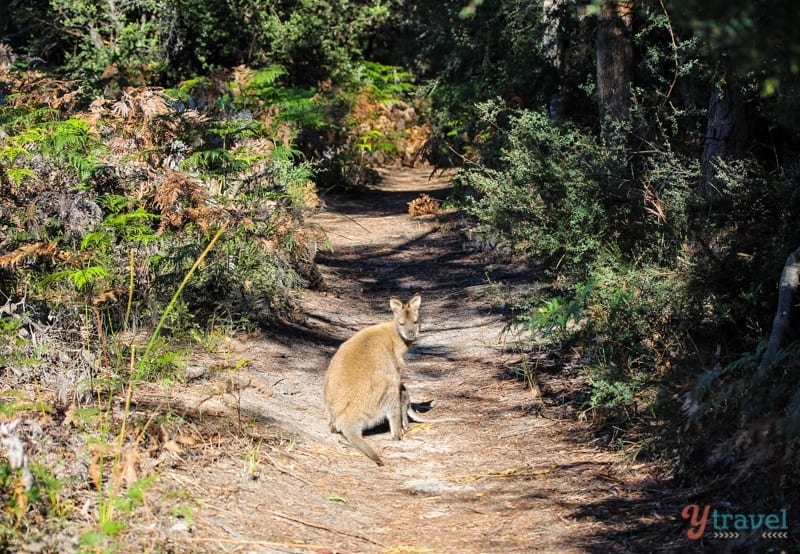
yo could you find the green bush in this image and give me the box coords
[5,0,400,89]
[457,102,626,278]
[46,0,171,85]
[0,66,324,402]
[461,102,703,424]
[461,89,800,474]
[396,0,564,139]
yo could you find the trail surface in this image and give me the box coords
[138,167,672,553]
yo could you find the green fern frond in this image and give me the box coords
[80,230,113,251]
[40,265,111,292]
[268,144,304,163]
[182,148,246,174]
[232,64,289,107]
[207,118,262,139]
[104,208,160,243]
[275,94,325,128]
[2,114,106,184]
[0,106,60,131]
[97,194,132,215]
[358,61,415,101]
[3,168,35,185]
[248,65,287,90]
[5,126,47,151]
[0,143,30,163]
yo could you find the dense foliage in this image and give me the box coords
[2,0,403,87]
[415,0,800,516]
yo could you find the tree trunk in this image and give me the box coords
[596,0,634,139]
[757,245,800,381]
[699,83,751,199]
[543,0,572,120]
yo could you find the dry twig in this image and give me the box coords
[266,509,387,548]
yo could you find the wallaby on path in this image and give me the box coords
[400,382,461,431]
[324,294,421,465]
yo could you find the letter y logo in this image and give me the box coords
[681,504,711,540]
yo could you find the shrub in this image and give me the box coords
[0,65,323,407]
[461,101,704,426]
[457,102,627,279]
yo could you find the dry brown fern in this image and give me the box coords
[110,87,171,121]
[0,45,81,110]
[2,70,80,110]
[407,193,441,216]
[296,181,321,210]
[0,42,15,70]
[154,171,226,232]
[0,241,84,269]
[231,65,253,99]
[184,206,223,233]
[154,171,206,213]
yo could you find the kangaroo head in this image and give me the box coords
[390,294,421,344]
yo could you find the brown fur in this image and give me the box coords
[324,294,421,465]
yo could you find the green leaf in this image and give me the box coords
[78,531,108,547]
[100,517,126,536]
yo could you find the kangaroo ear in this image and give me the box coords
[389,296,403,314]
[408,293,421,311]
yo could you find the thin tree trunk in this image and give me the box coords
[596,0,634,138]
[543,0,572,120]
[699,83,751,199]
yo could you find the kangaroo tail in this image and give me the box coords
[340,426,384,466]
[406,405,462,424]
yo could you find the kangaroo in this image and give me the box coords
[323,294,422,465]
[400,382,461,431]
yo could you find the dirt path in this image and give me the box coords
[139,167,674,553]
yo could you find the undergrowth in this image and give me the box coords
[459,98,800,510]
[1,1,423,547]
[0,37,434,548]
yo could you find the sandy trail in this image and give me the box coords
[140,167,668,553]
